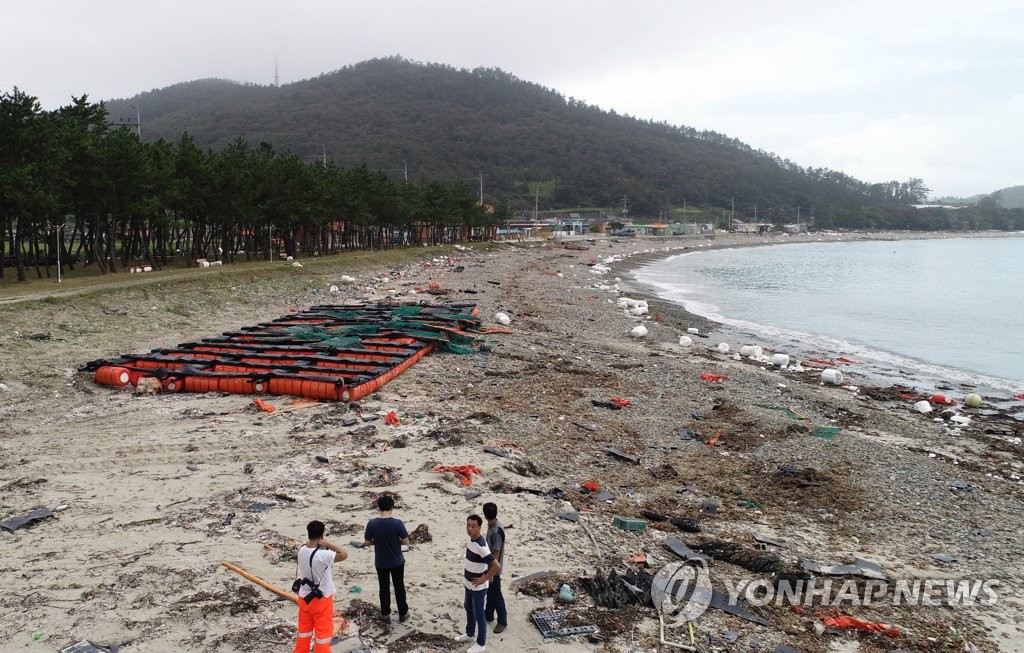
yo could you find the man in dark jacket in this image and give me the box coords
[363,494,411,622]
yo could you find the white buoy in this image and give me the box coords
[716,343,730,354]
[820,369,844,385]
[329,285,339,293]
[630,325,648,338]
[964,393,982,408]
[913,400,933,414]
[771,353,791,367]
[341,275,356,284]
[678,336,693,347]
[687,327,700,335]
[629,305,649,316]
[495,312,511,326]
[739,345,763,358]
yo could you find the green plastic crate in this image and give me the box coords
[612,516,647,531]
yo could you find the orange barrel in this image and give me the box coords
[163,376,185,392]
[95,366,131,387]
[218,377,254,394]
[184,376,219,393]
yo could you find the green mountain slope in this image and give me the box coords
[105,57,913,216]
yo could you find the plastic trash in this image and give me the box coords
[716,343,730,354]
[558,584,576,603]
[930,394,956,406]
[629,305,649,316]
[630,325,648,338]
[771,353,790,367]
[678,336,693,347]
[329,285,339,293]
[686,327,700,334]
[700,373,727,382]
[340,275,356,284]
[913,400,933,414]
[820,369,844,385]
[739,345,763,358]
[964,393,982,408]
[495,312,512,326]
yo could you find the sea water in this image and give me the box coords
[633,236,1024,396]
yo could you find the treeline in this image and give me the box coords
[0,88,508,282]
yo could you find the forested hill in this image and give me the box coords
[106,57,921,220]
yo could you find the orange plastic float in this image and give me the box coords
[84,302,492,402]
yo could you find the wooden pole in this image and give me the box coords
[221,560,298,603]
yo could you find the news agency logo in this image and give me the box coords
[725,578,1000,609]
[652,560,998,621]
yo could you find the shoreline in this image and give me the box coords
[614,232,1024,401]
[1,234,1022,653]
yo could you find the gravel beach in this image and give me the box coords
[1,233,1021,653]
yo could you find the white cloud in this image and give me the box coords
[3,0,1021,197]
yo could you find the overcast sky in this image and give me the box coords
[4,0,1022,198]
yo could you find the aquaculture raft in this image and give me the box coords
[83,302,486,402]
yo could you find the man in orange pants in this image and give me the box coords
[294,520,348,653]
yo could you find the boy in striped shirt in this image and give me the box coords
[454,514,501,653]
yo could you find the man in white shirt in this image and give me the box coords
[293,520,348,653]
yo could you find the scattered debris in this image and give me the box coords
[531,609,598,638]
[408,524,432,544]
[0,507,54,532]
[612,516,647,531]
[605,447,640,465]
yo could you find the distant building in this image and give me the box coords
[732,219,773,233]
[783,223,809,234]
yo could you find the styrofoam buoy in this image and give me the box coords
[495,312,511,326]
[341,275,356,284]
[771,353,790,367]
[329,285,339,293]
[739,345,763,358]
[716,343,730,354]
[913,400,933,414]
[820,369,844,385]
[630,325,648,338]
[678,336,693,347]
[630,305,649,316]
[687,327,700,335]
[964,393,982,408]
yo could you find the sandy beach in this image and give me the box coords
[1,232,1022,653]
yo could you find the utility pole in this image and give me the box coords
[731,197,735,228]
[403,160,408,183]
[534,188,539,221]
[478,171,484,205]
[130,105,141,138]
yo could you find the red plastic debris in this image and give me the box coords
[809,358,836,366]
[706,432,722,447]
[384,411,401,426]
[610,397,632,407]
[434,465,482,486]
[822,613,900,638]
[253,398,277,413]
[1014,392,1024,400]
[700,373,727,382]
[581,481,600,492]
[836,356,857,363]
[930,394,957,406]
